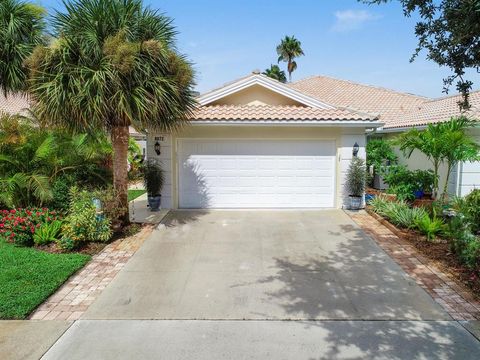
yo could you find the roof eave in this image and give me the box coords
[190,119,384,128]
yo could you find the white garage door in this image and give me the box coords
[178,139,336,208]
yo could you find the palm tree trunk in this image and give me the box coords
[441,162,453,202]
[111,125,129,224]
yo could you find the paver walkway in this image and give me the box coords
[29,225,153,321]
[350,211,480,321]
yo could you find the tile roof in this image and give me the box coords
[0,92,30,115]
[290,75,428,123]
[191,104,377,122]
[383,90,480,129]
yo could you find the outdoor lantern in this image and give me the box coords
[352,142,359,157]
[154,141,161,155]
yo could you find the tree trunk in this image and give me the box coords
[111,125,130,224]
[441,162,453,202]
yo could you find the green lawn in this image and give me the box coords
[128,189,146,202]
[0,240,90,319]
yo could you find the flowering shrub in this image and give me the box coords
[0,208,62,246]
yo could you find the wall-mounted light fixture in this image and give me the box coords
[352,142,359,157]
[154,141,161,155]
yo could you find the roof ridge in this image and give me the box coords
[423,89,480,103]
[293,74,430,100]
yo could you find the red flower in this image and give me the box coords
[10,209,16,214]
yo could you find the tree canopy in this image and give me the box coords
[276,35,304,82]
[263,64,287,83]
[364,0,480,109]
[0,0,45,95]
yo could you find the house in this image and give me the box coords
[146,72,382,209]
[289,76,480,197]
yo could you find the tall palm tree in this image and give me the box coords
[276,35,304,82]
[0,0,45,95]
[263,64,287,83]
[27,0,196,222]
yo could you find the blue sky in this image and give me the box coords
[35,0,479,98]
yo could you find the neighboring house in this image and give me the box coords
[146,73,382,209]
[289,76,480,197]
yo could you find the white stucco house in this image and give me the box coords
[146,72,479,209]
[146,73,382,209]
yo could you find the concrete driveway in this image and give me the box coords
[42,210,480,359]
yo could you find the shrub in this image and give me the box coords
[59,187,112,250]
[345,157,366,197]
[414,213,444,241]
[33,220,63,246]
[464,190,480,233]
[0,208,62,246]
[366,139,397,171]
[383,166,436,201]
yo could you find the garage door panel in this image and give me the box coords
[179,140,335,208]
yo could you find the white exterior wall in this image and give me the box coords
[146,133,173,209]
[339,129,367,207]
[147,125,368,209]
[458,127,480,196]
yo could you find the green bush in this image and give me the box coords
[414,214,444,241]
[464,190,480,233]
[33,220,63,245]
[366,139,397,171]
[383,166,436,201]
[59,187,112,250]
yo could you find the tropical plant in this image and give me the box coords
[263,64,287,83]
[0,114,111,208]
[276,35,304,82]
[27,0,196,223]
[463,190,480,234]
[142,160,164,196]
[438,118,480,197]
[369,196,427,229]
[60,187,112,250]
[414,213,444,241]
[394,117,479,199]
[366,138,397,171]
[0,0,45,94]
[33,220,62,245]
[345,157,366,197]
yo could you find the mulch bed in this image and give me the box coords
[366,208,480,298]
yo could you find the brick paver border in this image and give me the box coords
[349,210,480,321]
[30,225,153,320]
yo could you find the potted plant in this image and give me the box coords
[346,157,366,210]
[142,160,164,211]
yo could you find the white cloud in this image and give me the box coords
[331,9,382,33]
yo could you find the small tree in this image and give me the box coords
[395,117,479,199]
[346,157,366,197]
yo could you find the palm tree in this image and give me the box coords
[438,117,479,197]
[27,0,196,222]
[0,0,45,95]
[263,64,287,83]
[276,35,304,82]
[395,117,479,199]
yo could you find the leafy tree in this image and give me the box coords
[0,0,45,95]
[276,35,304,82]
[263,64,287,83]
[27,0,196,221]
[394,117,479,199]
[366,138,398,171]
[364,0,480,109]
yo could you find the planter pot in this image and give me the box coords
[147,195,161,212]
[414,190,424,199]
[373,174,388,190]
[349,196,363,210]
